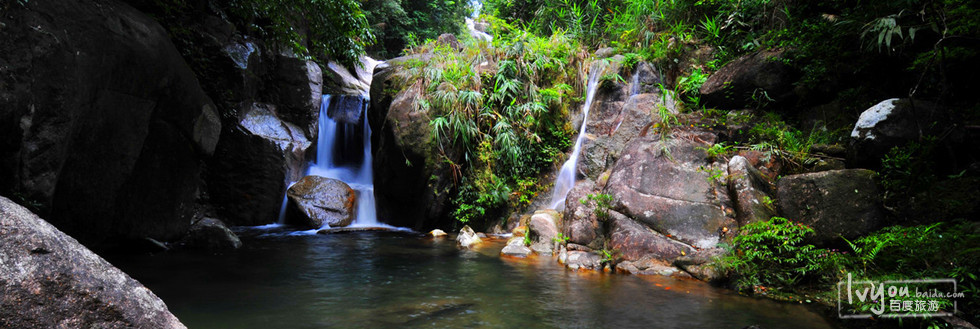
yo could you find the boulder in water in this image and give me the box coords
[456,225,482,248]
[0,196,186,328]
[501,237,532,258]
[528,210,560,252]
[428,229,448,237]
[286,176,357,229]
[179,217,242,250]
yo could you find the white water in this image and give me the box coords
[549,63,604,210]
[466,0,492,42]
[307,95,381,228]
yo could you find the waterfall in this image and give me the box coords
[307,95,379,227]
[549,62,604,210]
[466,0,492,41]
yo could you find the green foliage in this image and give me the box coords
[523,226,533,246]
[361,0,470,57]
[225,0,373,66]
[580,193,614,220]
[880,141,936,214]
[746,112,845,172]
[553,233,571,244]
[400,27,582,227]
[844,222,980,321]
[697,142,734,162]
[716,217,842,291]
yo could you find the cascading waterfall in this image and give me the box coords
[549,62,605,210]
[466,0,492,41]
[307,94,379,227]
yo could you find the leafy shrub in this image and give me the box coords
[716,217,844,291]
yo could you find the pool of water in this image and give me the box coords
[108,228,838,328]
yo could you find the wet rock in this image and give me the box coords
[0,0,221,246]
[179,218,242,250]
[501,237,532,258]
[209,103,311,226]
[605,132,737,250]
[581,91,677,179]
[529,210,560,248]
[677,263,724,282]
[849,98,939,168]
[608,210,695,261]
[429,229,448,237]
[564,251,603,270]
[370,59,456,229]
[286,176,357,229]
[561,180,604,250]
[0,196,186,328]
[700,49,798,109]
[323,55,380,96]
[617,258,682,276]
[777,169,883,246]
[456,225,482,248]
[274,55,323,137]
[631,62,664,94]
[728,155,776,225]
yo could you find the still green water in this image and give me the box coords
[109,228,837,328]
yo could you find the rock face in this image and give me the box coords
[608,210,695,261]
[0,0,221,245]
[561,180,605,250]
[286,176,357,229]
[274,56,323,137]
[528,210,560,253]
[699,49,798,109]
[849,98,938,168]
[370,58,456,229]
[605,132,737,251]
[179,217,242,250]
[209,103,311,226]
[727,155,777,225]
[776,169,883,246]
[0,196,186,329]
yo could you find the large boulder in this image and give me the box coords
[0,196,185,328]
[776,169,883,246]
[727,155,777,225]
[209,103,311,226]
[369,58,456,230]
[848,98,939,168]
[273,56,323,137]
[528,210,560,253]
[285,176,357,229]
[699,49,798,109]
[0,0,221,246]
[605,132,737,251]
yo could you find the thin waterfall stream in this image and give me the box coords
[549,62,605,210]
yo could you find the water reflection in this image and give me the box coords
[108,230,836,328]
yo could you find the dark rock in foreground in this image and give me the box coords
[286,176,356,229]
[0,0,221,245]
[0,196,186,329]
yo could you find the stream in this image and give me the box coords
[109,229,837,328]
